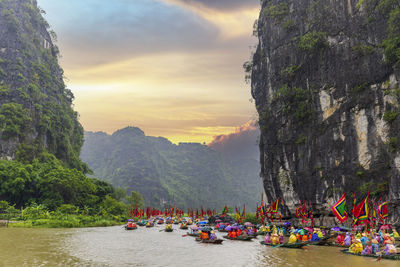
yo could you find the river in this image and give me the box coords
[0,225,398,266]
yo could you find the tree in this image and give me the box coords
[126,191,144,208]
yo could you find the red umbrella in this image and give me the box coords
[379,224,392,230]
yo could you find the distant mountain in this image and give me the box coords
[81,126,262,210]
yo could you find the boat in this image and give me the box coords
[260,241,309,249]
[186,232,199,237]
[146,223,154,228]
[340,249,400,260]
[223,235,253,241]
[165,228,173,232]
[180,225,188,230]
[195,237,223,244]
[307,235,332,246]
[125,225,137,230]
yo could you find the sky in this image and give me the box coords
[37,0,260,144]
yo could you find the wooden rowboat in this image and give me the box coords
[223,235,253,241]
[186,232,199,237]
[340,249,400,260]
[195,237,223,244]
[307,235,332,246]
[260,241,308,249]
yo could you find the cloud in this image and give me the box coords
[163,0,259,11]
[163,0,260,39]
[37,0,259,143]
[209,121,259,160]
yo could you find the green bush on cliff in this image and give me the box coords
[0,103,31,140]
[298,31,328,53]
[383,110,399,124]
[263,3,289,21]
[274,84,314,124]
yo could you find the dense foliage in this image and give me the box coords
[81,127,262,210]
[0,0,88,172]
[0,153,125,211]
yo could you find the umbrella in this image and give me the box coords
[231,226,240,230]
[198,221,207,225]
[283,222,291,226]
[216,219,222,222]
[244,222,252,226]
[190,226,199,230]
[304,227,313,232]
[128,219,134,222]
[225,226,232,231]
[380,224,392,230]
[201,227,213,232]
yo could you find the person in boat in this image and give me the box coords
[202,231,209,240]
[393,228,399,239]
[383,240,397,256]
[360,233,369,247]
[316,229,324,239]
[237,228,242,236]
[301,233,308,242]
[272,225,277,235]
[271,233,280,245]
[165,224,172,231]
[355,232,361,239]
[349,239,363,254]
[383,233,391,244]
[279,232,284,244]
[361,240,373,255]
[127,221,133,228]
[265,233,271,244]
[288,233,297,244]
[296,232,301,241]
[311,231,320,242]
[371,238,380,254]
[247,227,254,236]
[210,231,217,240]
[336,233,345,246]
[344,232,351,246]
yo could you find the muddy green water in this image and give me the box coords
[0,225,398,266]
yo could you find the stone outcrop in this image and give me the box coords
[251,0,400,225]
[0,0,87,171]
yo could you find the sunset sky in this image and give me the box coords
[37,0,260,143]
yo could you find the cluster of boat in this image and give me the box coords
[124,217,400,261]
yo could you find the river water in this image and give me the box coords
[0,225,398,266]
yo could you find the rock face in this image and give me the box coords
[251,0,400,224]
[0,0,87,171]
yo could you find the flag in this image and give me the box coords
[377,201,388,222]
[331,193,348,223]
[353,194,369,225]
[270,199,279,214]
[295,206,301,218]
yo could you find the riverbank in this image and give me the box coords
[8,218,123,228]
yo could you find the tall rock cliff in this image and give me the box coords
[251,0,400,224]
[0,0,87,171]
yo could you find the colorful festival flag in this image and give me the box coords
[377,201,388,222]
[270,199,280,214]
[331,193,348,223]
[353,193,369,225]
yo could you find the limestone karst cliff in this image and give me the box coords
[0,0,87,171]
[251,0,400,224]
